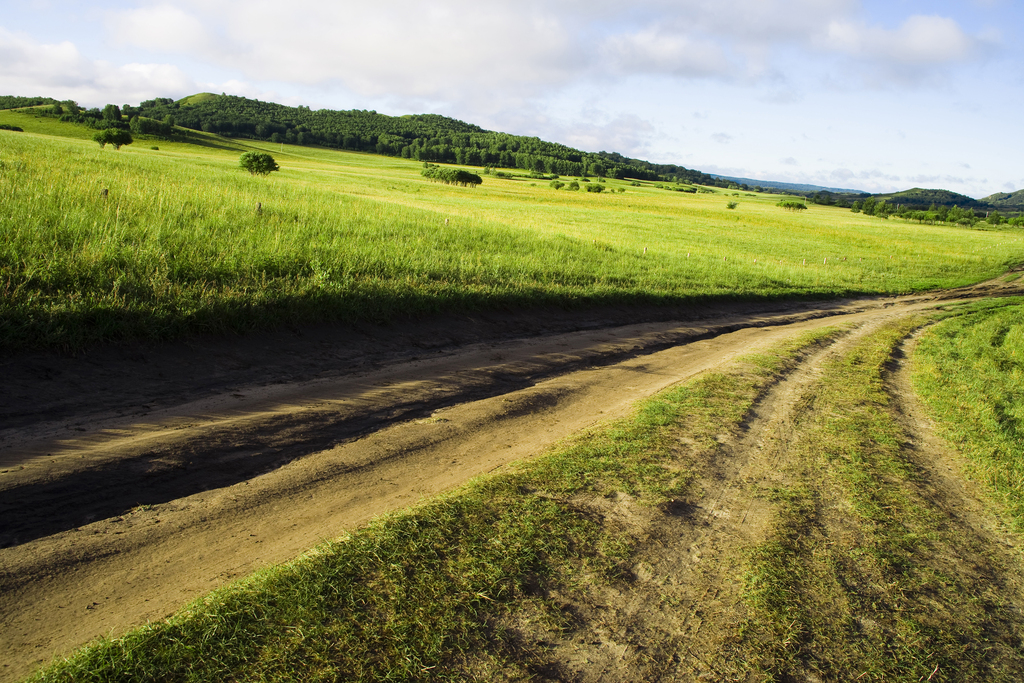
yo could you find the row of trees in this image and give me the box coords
[851,198,1023,226]
[26,100,179,140]
[807,191,854,208]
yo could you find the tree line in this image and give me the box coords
[26,100,180,139]
[850,197,1023,226]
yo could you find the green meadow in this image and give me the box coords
[2,107,1022,352]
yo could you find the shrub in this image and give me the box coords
[586,184,604,193]
[727,201,738,210]
[549,180,565,190]
[776,199,807,211]
[567,181,580,191]
[239,152,280,176]
[421,165,482,187]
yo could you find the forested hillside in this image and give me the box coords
[0,95,58,110]
[23,93,718,184]
[126,94,726,183]
[983,190,1024,211]
[7,92,1022,205]
[869,188,988,210]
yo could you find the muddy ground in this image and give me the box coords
[2,277,1022,681]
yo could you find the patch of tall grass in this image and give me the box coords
[2,123,1022,352]
[913,297,1024,528]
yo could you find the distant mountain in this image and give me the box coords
[982,190,1024,211]
[710,175,865,195]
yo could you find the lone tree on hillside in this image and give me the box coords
[93,128,133,150]
[239,151,280,176]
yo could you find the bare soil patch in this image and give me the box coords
[2,276,1023,681]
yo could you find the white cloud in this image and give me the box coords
[824,15,976,66]
[0,27,207,105]
[711,132,733,144]
[601,29,734,79]
[555,113,658,158]
[0,27,90,89]
[106,4,216,54]
[82,0,862,106]
[77,1,988,110]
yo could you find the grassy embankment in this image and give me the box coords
[3,107,1023,352]
[914,296,1024,527]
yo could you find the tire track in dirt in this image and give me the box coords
[1,277,1022,681]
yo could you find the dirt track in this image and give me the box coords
[2,277,1022,681]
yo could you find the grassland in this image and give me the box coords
[7,107,1024,682]
[2,107,1022,352]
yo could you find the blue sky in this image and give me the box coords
[2,0,1021,197]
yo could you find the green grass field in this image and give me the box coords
[2,107,1022,352]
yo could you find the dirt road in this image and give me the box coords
[2,277,1021,681]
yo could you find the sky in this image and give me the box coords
[2,1,1022,198]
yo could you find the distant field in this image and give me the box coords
[2,108,1023,352]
